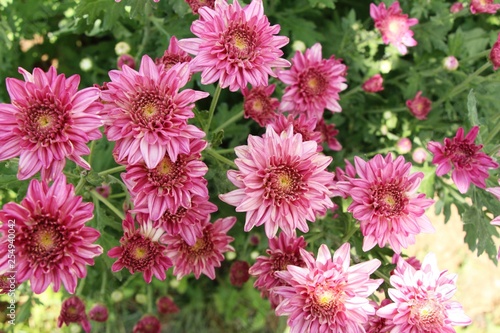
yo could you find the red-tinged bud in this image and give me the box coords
[362,74,384,93]
[89,303,109,322]
[229,260,250,287]
[406,91,432,120]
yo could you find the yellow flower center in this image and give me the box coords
[142,103,158,118]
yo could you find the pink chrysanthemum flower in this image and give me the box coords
[107,214,173,283]
[370,1,419,55]
[117,54,136,70]
[362,74,384,93]
[427,126,499,193]
[242,84,280,127]
[0,176,102,294]
[249,232,308,308]
[315,119,342,151]
[336,154,435,253]
[0,66,102,180]
[470,0,500,14]
[269,114,323,151]
[406,91,432,120]
[229,260,251,287]
[164,216,236,280]
[219,125,335,239]
[133,315,161,333]
[450,2,465,13]
[178,0,290,92]
[274,243,383,333]
[331,159,357,199]
[57,296,91,333]
[156,296,179,314]
[277,43,347,119]
[377,253,472,332]
[184,0,215,14]
[102,57,208,168]
[491,33,500,70]
[155,36,192,71]
[364,299,395,333]
[89,303,109,322]
[123,138,209,221]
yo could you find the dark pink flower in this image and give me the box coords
[219,126,335,239]
[362,74,384,93]
[364,299,395,333]
[336,154,435,253]
[277,43,347,119]
[107,214,173,283]
[155,36,192,71]
[370,1,419,55]
[117,54,136,70]
[0,274,18,294]
[490,32,500,70]
[57,296,91,333]
[156,296,179,314]
[315,119,342,151]
[102,56,208,168]
[164,217,236,280]
[133,315,161,333]
[269,114,323,151]
[178,0,290,92]
[0,66,102,180]
[89,304,109,322]
[0,176,102,294]
[427,126,499,193]
[184,0,215,14]
[406,91,432,120]
[450,2,465,13]
[229,260,250,287]
[274,243,383,332]
[470,0,500,14]
[242,84,280,127]
[377,253,472,332]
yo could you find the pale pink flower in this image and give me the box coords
[0,66,102,180]
[470,0,500,14]
[443,56,459,71]
[315,119,342,151]
[427,126,499,193]
[242,84,280,127]
[164,217,236,280]
[396,137,412,154]
[491,32,500,70]
[178,0,290,92]
[406,91,432,120]
[0,176,102,294]
[274,243,383,332]
[249,233,307,308]
[377,253,472,332]
[269,114,323,151]
[364,299,395,333]
[117,54,135,70]
[133,315,161,333]
[392,253,422,272]
[412,147,428,164]
[57,296,91,333]
[219,125,335,239]
[102,56,207,168]
[331,159,357,199]
[107,214,173,283]
[184,0,215,14]
[155,36,192,71]
[277,43,347,119]
[335,154,435,253]
[450,2,465,13]
[362,73,384,93]
[370,1,419,55]
[123,138,209,221]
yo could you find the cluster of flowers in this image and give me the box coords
[0,0,499,332]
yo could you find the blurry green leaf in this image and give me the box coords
[463,206,499,261]
[308,0,336,9]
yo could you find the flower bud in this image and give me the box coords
[412,147,428,164]
[362,74,384,93]
[89,304,109,322]
[229,260,250,287]
[443,56,459,71]
[396,138,412,154]
[406,91,432,120]
[156,296,179,315]
[450,2,464,13]
[490,33,500,71]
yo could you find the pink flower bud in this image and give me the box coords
[406,91,432,120]
[362,74,384,93]
[229,260,250,287]
[133,315,161,333]
[396,138,412,154]
[412,147,428,164]
[89,304,109,322]
[443,56,459,70]
[491,33,500,70]
[450,2,464,13]
[117,54,136,70]
[156,296,179,315]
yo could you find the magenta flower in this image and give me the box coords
[107,214,173,283]
[450,2,465,13]
[274,243,383,332]
[269,114,323,151]
[491,33,500,70]
[102,56,208,168]
[164,217,236,280]
[156,296,179,314]
[178,0,290,92]
[229,260,251,287]
[427,126,499,193]
[123,138,209,221]
[249,232,308,308]
[362,74,384,93]
[406,91,432,120]
[184,0,215,14]
[0,176,102,294]
[0,66,102,180]
[242,84,280,127]
[117,54,136,70]
[370,1,419,55]
[315,119,342,151]
[57,296,91,333]
[335,154,435,253]
[155,36,192,71]
[133,315,161,333]
[470,0,500,14]
[219,126,335,239]
[377,253,472,332]
[277,43,348,119]
[89,303,109,322]
[364,299,395,333]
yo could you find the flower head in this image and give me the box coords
[274,243,383,332]
[277,43,347,119]
[406,91,432,120]
[184,0,215,14]
[336,154,435,253]
[362,74,384,93]
[57,296,91,333]
[427,126,499,193]
[364,299,395,333]
[229,260,251,287]
[156,296,180,314]
[0,66,102,180]
[370,1,419,55]
[102,56,208,168]
[164,216,236,280]
[133,315,161,333]
[117,54,136,70]
[470,0,500,14]
[219,125,334,239]
[107,214,173,283]
[269,114,323,151]
[0,176,102,294]
[89,304,109,322]
[315,119,342,151]
[450,2,465,13]
[242,84,280,127]
[490,33,500,70]
[377,253,472,332]
[155,36,192,71]
[178,0,290,92]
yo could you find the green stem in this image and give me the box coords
[342,85,362,99]
[214,148,236,154]
[213,110,244,133]
[88,140,96,167]
[147,284,153,314]
[100,270,107,296]
[204,148,237,169]
[108,192,127,199]
[205,84,222,133]
[91,190,125,220]
[366,106,407,114]
[98,165,126,177]
[76,277,86,295]
[374,270,391,284]
[341,223,359,243]
[74,176,86,195]
[135,4,152,62]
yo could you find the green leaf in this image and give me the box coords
[467,89,480,128]
[308,0,336,9]
[463,206,499,262]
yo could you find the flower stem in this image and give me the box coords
[74,176,86,195]
[341,223,359,243]
[147,284,153,314]
[98,165,126,177]
[88,140,96,167]
[342,85,362,99]
[91,190,125,220]
[205,84,222,133]
[204,148,237,169]
[213,110,244,133]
